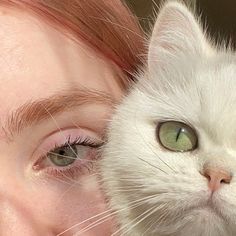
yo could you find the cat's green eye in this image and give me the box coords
[157,121,197,152]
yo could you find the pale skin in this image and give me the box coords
[0,6,122,235]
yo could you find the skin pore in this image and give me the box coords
[0,6,122,235]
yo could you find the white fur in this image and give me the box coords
[101,1,236,235]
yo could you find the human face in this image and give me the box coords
[0,6,122,236]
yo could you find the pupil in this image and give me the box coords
[58,149,65,156]
[176,128,182,142]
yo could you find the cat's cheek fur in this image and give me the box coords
[101,1,236,236]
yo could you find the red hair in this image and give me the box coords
[3,0,145,81]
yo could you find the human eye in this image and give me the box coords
[32,128,104,180]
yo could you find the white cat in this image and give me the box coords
[101,1,236,236]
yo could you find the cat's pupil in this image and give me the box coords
[176,128,182,141]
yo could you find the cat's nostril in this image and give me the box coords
[201,168,232,192]
[204,172,211,181]
[220,178,231,184]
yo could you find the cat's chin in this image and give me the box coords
[170,207,231,236]
[117,197,235,236]
[127,207,231,236]
[155,200,234,236]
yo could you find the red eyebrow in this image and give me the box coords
[4,88,115,139]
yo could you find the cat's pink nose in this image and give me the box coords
[202,168,232,192]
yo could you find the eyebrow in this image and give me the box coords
[4,88,116,139]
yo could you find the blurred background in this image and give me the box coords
[125,0,236,48]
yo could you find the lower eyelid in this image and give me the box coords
[44,161,94,180]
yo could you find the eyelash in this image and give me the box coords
[53,135,101,150]
[34,135,103,180]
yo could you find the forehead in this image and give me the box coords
[0,7,65,75]
[0,6,121,124]
[0,6,99,81]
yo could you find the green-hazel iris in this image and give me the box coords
[158,121,197,152]
[47,145,78,166]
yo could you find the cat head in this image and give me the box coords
[101,1,236,235]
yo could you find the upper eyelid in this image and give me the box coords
[32,127,101,158]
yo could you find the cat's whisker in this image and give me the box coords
[74,195,160,236]
[115,202,169,236]
[108,184,169,192]
[55,181,81,206]
[76,219,114,235]
[141,217,157,236]
[112,188,156,193]
[133,102,177,174]
[102,152,169,175]
[140,203,170,235]
[44,165,103,189]
[113,205,158,236]
[73,207,133,235]
[136,156,169,174]
[156,210,172,227]
[73,212,114,236]
[45,151,98,163]
[143,141,177,172]
[42,106,81,160]
[56,209,114,236]
[59,194,160,235]
[151,0,159,16]
[44,168,82,185]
